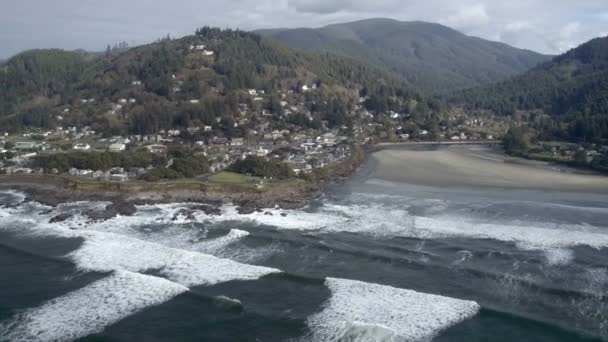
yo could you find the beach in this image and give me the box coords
[370,145,608,193]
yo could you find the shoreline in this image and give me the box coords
[368,144,608,194]
[0,145,367,213]
[3,142,608,216]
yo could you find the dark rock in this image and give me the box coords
[84,206,118,222]
[49,213,73,223]
[192,204,221,216]
[172,208,196,221]
[108,200,137,216]
[264,211,273,216]
[85,200,137,222]
[236,205,257,215]
[280,213,288,217]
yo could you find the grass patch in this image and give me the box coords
[208,171,261,184]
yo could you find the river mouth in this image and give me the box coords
[1,145,608,341]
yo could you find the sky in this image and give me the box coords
[1,0,607,58]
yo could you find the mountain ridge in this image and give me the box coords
[457,35,608,142]
[257,18,552,93]
[0,28,423,135]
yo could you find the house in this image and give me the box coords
[202,50,214,56]
[73,143,91,151]
[91,171,105,180]
[256,148,270,157]
[212,137,229,145]
[108,143,126,152]
[189,99,200,104]
[145,144,168,154]
[231,138,244,146]
[69,168,93,176]
[14,142,39,151]
[110,173,128,182]
[204,126,213,132]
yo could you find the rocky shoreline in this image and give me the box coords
[0,145,367,221]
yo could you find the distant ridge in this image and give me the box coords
[257,18,552,93]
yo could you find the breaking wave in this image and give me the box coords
[0,270,187,342]
[306,278,480,342]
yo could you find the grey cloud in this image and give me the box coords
[1,0,607,58]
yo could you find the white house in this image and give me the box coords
[108,143,126,152]
[73,143,91,151]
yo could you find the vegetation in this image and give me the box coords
[258,18,550,93]
[229,156,294,179]
[503,126,531,155]
[0,27,422,136]
[32,150,164,173]
[454,36,608,144]
[208,171,260,184]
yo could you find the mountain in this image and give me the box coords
[0,28,422,135]
[458,36,608,142]
[257,18,551,93]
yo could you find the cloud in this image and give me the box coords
[1,0,607,57]
[440,3,490,29]
[556,22,582,50]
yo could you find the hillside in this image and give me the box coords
[0,27,423,136]
[257,18,550,93]
[458,36,608,142]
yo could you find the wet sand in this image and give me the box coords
[370,145,608,193]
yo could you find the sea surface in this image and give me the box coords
[1,162,608,341]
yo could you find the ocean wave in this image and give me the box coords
[0,270,187,342]
[67,229,279,287]
[306,277,480,342]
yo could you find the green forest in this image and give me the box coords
[0,27,422,137]
[454,36,608,143]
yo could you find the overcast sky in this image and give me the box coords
[1,0,607,58]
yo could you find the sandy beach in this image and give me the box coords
[370,145,608,193]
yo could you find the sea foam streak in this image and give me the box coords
[307,278,480,342]
[0,270,187,342]
[68,230,279,287]
[201,193,608,263]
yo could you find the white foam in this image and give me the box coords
[208,205,345,230]
[198,229,250,254]
[0,189,27,206]
[0,270,187,342]
[208,195,608,262]
[307,278,480,342]
[68,230,279,287]
[544,248,574,266]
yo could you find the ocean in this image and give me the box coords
[1,169,607,341]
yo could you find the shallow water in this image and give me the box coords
[0,173,607,341]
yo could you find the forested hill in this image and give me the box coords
[257,18,551,94]
[0,28,422,135]
[457,36,608,142]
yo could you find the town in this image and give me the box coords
[0,85,507,182]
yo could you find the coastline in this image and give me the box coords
[369,144,608,193]
[4,142,608,218]
[0,145,367,214]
